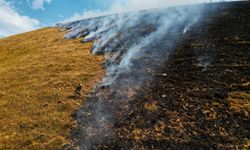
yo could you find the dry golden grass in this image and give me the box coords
[0,27,104,149]
[227,91,250,148]
[228,91,250,118]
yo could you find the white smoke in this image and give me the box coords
[58,0,241,149]
[61,0,238,23]
[61,3,205,149]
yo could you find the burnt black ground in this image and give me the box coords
[69,1,250,149]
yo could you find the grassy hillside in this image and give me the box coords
[0,28,104,149]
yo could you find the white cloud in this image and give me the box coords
[30,0,53,10]
[0,0,40,37]
[62,10,112,23]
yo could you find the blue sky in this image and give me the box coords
[0,0,117,37]
[12,0,114,26]
[0,0,237,37]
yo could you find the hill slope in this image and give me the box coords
[0,28,104,149]
[0,1,249,150]
[60,1,250,149]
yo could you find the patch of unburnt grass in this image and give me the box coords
[0,27,104,149]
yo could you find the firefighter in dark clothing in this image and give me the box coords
[75,84,83,98]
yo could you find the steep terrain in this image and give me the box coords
[0,28,104,149]
[61,1,250,149]
[0,1,249,150]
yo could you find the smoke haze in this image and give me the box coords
[61,0,238,23]
[59,0,240,149]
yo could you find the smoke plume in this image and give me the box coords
[62,0,213,23]
[59,1,210,149]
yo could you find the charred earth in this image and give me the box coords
[61,1,250,149]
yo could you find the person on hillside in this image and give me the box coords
[75,84,83,98]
